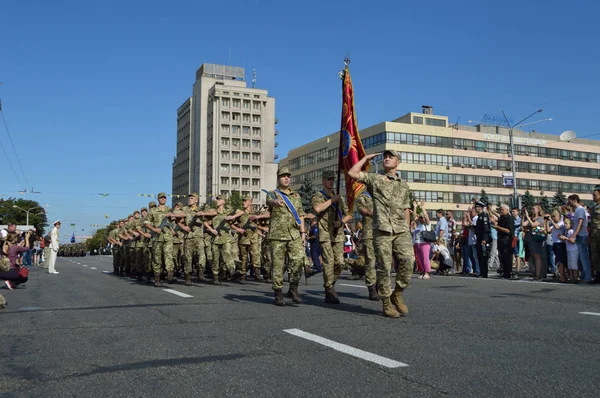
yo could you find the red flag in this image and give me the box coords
[339,65,370,213]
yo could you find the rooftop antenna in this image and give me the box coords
[453,116,460,130]
[252,69,256,88]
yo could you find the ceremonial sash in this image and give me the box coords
[274,189,302,226]
[320,190,344,221]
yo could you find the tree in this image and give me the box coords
[479,189,490,205]
[540,196,552,214]
[86,220,118,252]
[228,191,243,210]
[0,197,48,235]
[298,177,317,214]
[552,187,567,208]
[521,190,536,213]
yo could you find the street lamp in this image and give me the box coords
[12,205,45,226]
[502,109,543,207]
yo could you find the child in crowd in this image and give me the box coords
[560,218,579,283]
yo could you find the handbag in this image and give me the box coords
[17,266,29,280]
[422,230,437,242]
[511,236,518,249]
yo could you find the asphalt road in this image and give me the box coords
[1,256,599,397]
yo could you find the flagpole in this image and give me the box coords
[337,54,351,196]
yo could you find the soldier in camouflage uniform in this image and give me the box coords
[349,150,414,318]
[230,196,262,281]
[266,166,306,306]
[175,193,215,285]
[146,202,157,279]
[129,210,144,280]
[144,192,175,287]
[171,203,184,277]
[116,220,130,275]
[589,188,600,283]
[312,170,351,304]
[136,207,153,281]
[205,195,237,284]
[356,192,379,300]
[257,214,272,282]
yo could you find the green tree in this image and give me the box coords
[86,220,118,252]
[552,187,567,208]
[521,190,536,213]
[479,189,490,205]
[228,191,243,210]
[0,197,48,235]
[298,177,317,214]
[540,195,552,214]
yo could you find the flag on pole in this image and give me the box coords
[339,63,370,213]
[70,233,76,243]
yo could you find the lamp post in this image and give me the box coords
[12,205,44,226]
[502,109,543,207]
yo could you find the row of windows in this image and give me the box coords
[362,132,600,163]
[220,164,261,174]
[219,138,261,148]
[220,91,261,98]
[221,113,262,123]
[220,126,262,136]
[401,171,598,192]
[218,190,262,200]
[220,177,261,187]
[288,147,338,171]
[221,98,262,110]
[220,151,261,162]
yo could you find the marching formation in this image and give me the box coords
[106,151,414,318]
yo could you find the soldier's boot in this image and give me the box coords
[212,275,221,285]
[184,273,192,286]
[391,286,409,315]
[304,265,316,279]
[237,274,246,284]
[287,282,302,304]
[167,271,176,284]
[113,266,118,275]
[253,268,262,281]
[196,266,206,282]
[136,271,143,281]
[368,284,379,301]
[154,274,163,288]
[325,286,340,304]
[274,289,285,306]
[381,297,401,318]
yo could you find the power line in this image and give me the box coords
[0,106,31,188]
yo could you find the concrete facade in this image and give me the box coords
[172,64,278,204]
[280,107,600,219]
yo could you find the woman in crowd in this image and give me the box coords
[411,209,432,280]
[560,218,579,283]
[523,204,545,280]
[547,210,567,283]
[0,233,32,289]
[492,204,515,279]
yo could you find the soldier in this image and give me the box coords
[129,210,144,280]
[202,203,215,275]
[175,193,215,285]
[348,150,414,318]
[115,220,128,275]
[136,207,153,282]
[171,202,185,277]
[231,196,262,281]
[145,192,175,287]
[589,188,600,283]
[256,211,272,283]
[266,166,306,306]
[146,201,157,281]
[312,170,352,304]
[205,195,238,284]
[356,191,379,301]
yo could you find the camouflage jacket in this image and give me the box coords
[183,205,203,238]
[312,190,348,243]
[357,171,410,233]
[238,211,259,245]
[145,205,173,242]
[268,188,304,241]
[356,192,374,240]
[211,208,232,245]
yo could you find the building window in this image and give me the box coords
[231,165,240,173]
[232,99,241,108]
[232,151,240,160]
[242,165,250,174]
[252,178,260,187]
[222,98,229,107]
[242,152,250,160]
[252,115,261,123]
[232,113,240,121]
[242,139,250,147]
[221,177,229,185]
[243,126,250,135]
[232,138,240,147]
[221,138,229,146]
[221,151,230,160]
[231,178,239,186]
[243,114,251,123]
[221,125,230,134]
[243,100,250,109]
[232,125,240,134]
[242,178,250,186]
[425,118,446,127]
[252,153,260,161]
[252,166,260,175]
[251,140,261,149]
[252,127,261,135]
[252,191,260,200]
[221,112,230,121]
[413,116,423,124]
[253,101,261,110]
[220,164,229,173]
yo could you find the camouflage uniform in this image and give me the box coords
[137,209,150,275]
[589,202,600,275]
[357,170,414,299]
[238,209,261,275]
[172,221,184,274]
[108,228,121,273]
[144,198,174,277]
[268,186,305,291]
[211,208,235,279]
[182,198,206,277]
[356,192,377,288]
[259,218,272,278]
[312,188,349,288]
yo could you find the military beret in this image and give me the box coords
[383,149,400,158]
[158,192,167,199]
[277,166,291,176]
[322,170,336,179]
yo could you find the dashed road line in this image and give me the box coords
[283,328,408,369]
[91,267,97,270]
[580,312,600,317]
[338,283,368,289]
[162,289,193,298]
[82,265,88,267]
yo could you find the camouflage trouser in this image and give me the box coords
[362,238,376,287]
[128,246,137,273]
[262,238,272,276]
[590,232,600,273]
[153,238,174,276]
[146,245,154,273]
[212,240,235,277]
[230,237,239,263]
[320,240,344,288]
[134,246,145,273]
[173,243,182,272]
[204,238,213,262]
[123,246,131,273]
[374,229,414,298]
[270,238,304,290]
[184,236,205,275]
[239,240,261,274]
[113,247,122,271]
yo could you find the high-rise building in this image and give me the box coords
[172,63,278,204]
[279,106,600,220]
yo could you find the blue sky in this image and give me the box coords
[1,0,599,241]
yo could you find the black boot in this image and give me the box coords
[368,284,379,301]
[274,289,285,306]
[325,286,340,304]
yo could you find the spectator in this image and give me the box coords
[0,233,31,289]
[308,219,322,273]
[412,211,432,280]
[568,194,592,282]
[511,208,522,276]
[474,201,491,278]
[560,218,579,283]
[467,207,481,276]
[523,204,545,280]
[435,209,449,246]
[492,204,514,279]
[547,210,567,283]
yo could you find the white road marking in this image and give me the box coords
[580,312,600,317]
[283,328,408,369]
[338,283,368,289]
[102,271,112,274]
[76,262,81,265]
[91,267,97,270]
[82,265,88,267]
[162,289,193,298]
